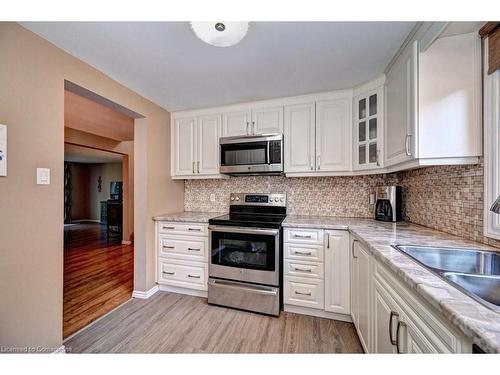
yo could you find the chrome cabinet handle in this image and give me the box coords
[396,321,406,354]
[295,291,312,296]
[317,155,321,170]
[187,247,201,251]
[188,274,201,279]
[389,311,399,345]
[192,161,195,174]
[162,245,175,249]
[252,121,255,135]
[326,233,330,249]
[405,134,412,156]
[293,267,312,272]
[294,234,312,239]
[163,226,175,230]
[352,239,358,259]
[294,250,312,255]
[197,161,200,173]
[188,227,201,231]
[163,271,175,275]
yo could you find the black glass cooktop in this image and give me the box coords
[209,213,286,229]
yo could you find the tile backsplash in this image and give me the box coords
[184,160,500,249]
[185,174,397,216]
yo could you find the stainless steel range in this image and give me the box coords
[208,193,287,316]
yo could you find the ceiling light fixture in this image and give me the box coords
[190,22,249,47]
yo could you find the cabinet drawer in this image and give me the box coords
[285,228,324,244]
[158,260,208,291]
[284,243,324,262]
[284,276,324,309]
[158,235,208,262]
[284,259,324,279]
[157,221,208,236]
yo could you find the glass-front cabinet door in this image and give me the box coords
[354,85,384,170]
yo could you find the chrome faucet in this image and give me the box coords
[491,195,500,214]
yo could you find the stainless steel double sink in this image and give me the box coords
[393,245,500,313]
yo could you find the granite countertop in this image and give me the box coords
[153,211,224,223]
[284,215,500,353]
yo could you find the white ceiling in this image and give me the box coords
[65,144,123,164]
[21,22,416,112]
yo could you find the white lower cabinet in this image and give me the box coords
[156,221,209,296]
[284,228,351,320]
[351,239,471,353]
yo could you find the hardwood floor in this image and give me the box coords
[64,223,133,339]
[64,292,363,353]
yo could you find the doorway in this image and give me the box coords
[63,85,136,339]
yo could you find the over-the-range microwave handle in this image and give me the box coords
[208,225,279,236]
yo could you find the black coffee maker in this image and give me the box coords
[375,186,402,222]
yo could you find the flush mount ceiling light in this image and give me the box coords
[190,22,249,47]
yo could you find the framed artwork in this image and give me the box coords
[0,124,6,177]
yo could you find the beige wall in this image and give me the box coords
[0,22,184,350]
[88,163,122,221]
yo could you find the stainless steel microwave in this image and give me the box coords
[219,134,283,175]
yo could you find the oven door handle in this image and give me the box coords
[208,225,279,236]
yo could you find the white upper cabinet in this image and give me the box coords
[222,109,251,137]
[353,81,384,170]
[385,40,418,167]
[316,99,351,172]
[251,106,284,135]
[173,117,197,176]
[172,114,221,178]
[284,103,316,173]
[221,105,283,137]
[197,114,221,175]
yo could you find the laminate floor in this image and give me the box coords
[64,223,133,338]
[64,292,363,353]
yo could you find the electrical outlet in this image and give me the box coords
[369,193,375,205]
[210,193,216,202]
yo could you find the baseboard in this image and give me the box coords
[284,304,352,322]
[158,284,208,298]
[121,240,132,245]
[132,285,160,299]
[52,345,66,354]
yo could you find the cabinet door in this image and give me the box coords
[251,106,283,135]
[356,240,371,352]
[373,278,399,353]
[284,103,316,173]
[324,230,350,315]
[354,86,384,170]
[316,99,351,172]
[173,117,197,176]
[222,109,251,137]
[385,40,418,167]
[197,114,221,175]
[402,319,438,354]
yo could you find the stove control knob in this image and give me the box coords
[269,198,274,202]
[230,197,235,201]
[235,197,240,201]
[280,198,284,202]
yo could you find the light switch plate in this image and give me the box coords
[37,168,50,185]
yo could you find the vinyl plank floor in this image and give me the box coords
[65,292,363,354]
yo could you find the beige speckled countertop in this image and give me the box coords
[284,215,500,353]
[153,212,500,352]
[153,211,224,223]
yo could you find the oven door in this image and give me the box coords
[209,225,280,286]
